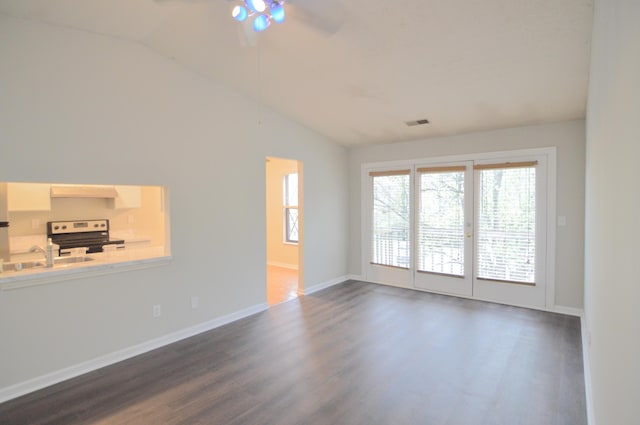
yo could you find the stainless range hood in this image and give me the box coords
[50,185,118,199]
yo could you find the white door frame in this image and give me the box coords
[361,147,557,310]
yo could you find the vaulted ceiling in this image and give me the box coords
[0,0,593,146]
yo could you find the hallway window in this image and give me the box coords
[284,173,298,243]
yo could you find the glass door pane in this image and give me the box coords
[477,166,536,284]
[414,162,473,297]
[417,169,465,276]
[371,172,410,269]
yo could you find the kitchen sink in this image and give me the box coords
[54,256,95,265]
[2,256,95,273]
[4,261,45,271]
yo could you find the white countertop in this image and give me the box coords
[0,246,171,290]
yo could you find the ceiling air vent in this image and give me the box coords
[406,118,430,127]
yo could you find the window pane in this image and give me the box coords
[284,173,298,207]
[286,207,298,242]
[477,167,536,283]
[418,171,464,276]
[372,174,410,268]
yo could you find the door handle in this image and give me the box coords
[465,233,472,238]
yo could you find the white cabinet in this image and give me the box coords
[7,183,51,211]
[108,186,142,209]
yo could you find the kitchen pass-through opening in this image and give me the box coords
[0,182,170,266]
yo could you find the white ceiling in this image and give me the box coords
[0,0,594,146]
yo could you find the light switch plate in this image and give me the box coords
[558,216,567,226]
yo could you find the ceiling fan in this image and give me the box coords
[231,0,285,33]
[155,0,346,38]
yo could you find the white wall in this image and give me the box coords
[349,120,585,309]
[266,157,299,268]
[584,0,640,424]
[0,16,348,392]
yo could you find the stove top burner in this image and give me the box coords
[47,219,124,254]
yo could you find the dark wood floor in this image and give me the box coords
[0,280,586,425]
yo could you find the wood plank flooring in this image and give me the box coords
[0,281,587,425]
[267,265,298,306]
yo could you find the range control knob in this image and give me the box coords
[62,225,67,230]
[54,225,59,230]
[101,223,106,227]
[94,224,99,228]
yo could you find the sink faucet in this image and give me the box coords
[29,244,54,268]
[28,245,46,256]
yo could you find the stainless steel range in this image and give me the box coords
[47,219,124,255]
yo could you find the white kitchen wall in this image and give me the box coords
[584,0,640,424]
[348,120,586,310]
[0,15,348,393]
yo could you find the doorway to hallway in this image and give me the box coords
[266,156,303,305]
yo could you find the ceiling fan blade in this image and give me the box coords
[290,0,347,34]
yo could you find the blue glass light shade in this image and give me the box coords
[245,0,266,13]
[232,5,248,22]
[270,3,285,23]
[253,14,271,32]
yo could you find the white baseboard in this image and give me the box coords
[354,278,586,318]
[581,313,596,425]
[552,305,584,317]
[346,274,363,281]
[0,302,268,404]
[302,275,349,295]
[267,261,298,270]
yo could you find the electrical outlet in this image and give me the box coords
[191,296,199,309]
[127,214,134,225]
[31,219,40,229]
[153,304,161,318]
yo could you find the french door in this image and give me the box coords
[472,159,547,307]
[414,162,473,296]
[364,153,550,309]
[365,169,413,287]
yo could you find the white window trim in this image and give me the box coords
[361,147,557,310]
[283,205,299,244]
